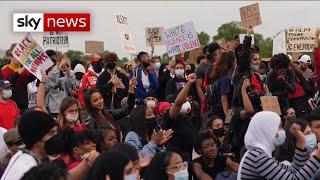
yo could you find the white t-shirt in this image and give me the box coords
[0,128,7,156]
[1,150,38,180]
[141,71,150,92]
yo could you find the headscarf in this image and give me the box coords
[244,111,281,157]
[85,151,130,180]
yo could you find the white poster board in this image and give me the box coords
[42,32,69,48]
[239,34,255,45]
[272,30,287,55]
[145,27,164,46]
[115,14,136,54]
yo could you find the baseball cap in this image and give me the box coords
[73,64,86,74]
[3,128,22,145]
[0,80,12,89]
[298,55,311,63]
[90,54,101,63]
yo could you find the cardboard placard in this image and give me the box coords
[162,21,201,57]
[145,27,164,46]
[286,27,316,52]
[116,14,136,54]
[260,96,282,115]
[188,46,204,65]
[272,30,287,55]
[240,3,262,28]
[42,32,69,48]
[12,33,54,80]
[239,34,255,45]
[85,41,104,54]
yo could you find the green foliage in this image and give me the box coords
[212,21,246,41]
[65,50,85,62]
[259,37,273,58]
[198,31,210,46]
[162,52,170,64]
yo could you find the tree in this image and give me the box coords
[162,52,170,64]
[212,21,246,41]
[259,37,273,58]
[65,50,85,61]
[198,31,210,46]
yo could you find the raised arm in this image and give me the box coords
[36,71,49,113]
[169,73,196,119]
[240,78,255,119]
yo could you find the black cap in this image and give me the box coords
[0,80,12,89]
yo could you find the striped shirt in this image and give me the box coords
[239,147,320,180]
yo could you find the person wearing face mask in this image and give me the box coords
[144,95,158,109]
[238,111,320,180]
[144,151,189,180]
[72,63,86,88]
[125,105,173,157]
[45,57,76,117]
[0,80,20,130]
[207,116,225,143]
[77,55,104,109]
[57,97,87,132]
[96,52,129,109]
[165,60,198,102]
[133,51,159,103]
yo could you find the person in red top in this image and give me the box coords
[57,97,87,132]
[1,44,36,113]
[0,80,20,130]
[77,55,104,108]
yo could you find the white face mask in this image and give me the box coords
[2,89,12,100]
[66,112,79,122]
[124,172,137,180]
[180,101,191,115]
[175,69,185,78]
[146,100,156,108]
[250,63,260,71]
[155,62,161,69]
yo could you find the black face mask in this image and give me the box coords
[107,62,116,69]
[51,158,67,169]
[92,62,103,73]
[213,127,225,138]
[142,61,150,69]
[75,73,84,80]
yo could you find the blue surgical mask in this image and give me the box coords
[274,129,286,146]
[305,133,317,153]
[2,89,12,100]
[173,169,189,180]
[155,62,161,69]
[124,172,137,180]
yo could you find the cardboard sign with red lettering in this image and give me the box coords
[240,3,262,28]
[162,21,201,57]
[12,33,53,80]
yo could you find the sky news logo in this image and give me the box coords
[13,13,90,32]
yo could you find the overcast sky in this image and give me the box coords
[1,1,319,58]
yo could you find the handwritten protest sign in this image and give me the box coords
[162,21,200,57]
[116,14,136,54]
[286,27,316,52]
[272,30,287,55]
[145,27,164,46]
[42,32,69,48]
[240,3,262,28]
[260,96,282,115]
[12,33,53,80]
[85,41,104,54]
[239,34,255,45]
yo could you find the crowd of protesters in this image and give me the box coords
[0,26,320,180]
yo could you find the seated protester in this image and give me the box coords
[133,51,159,104]
[57,97,87,132]
[151,56,162,76]
[288,63,312,117]
[85,151,136,180]
[0,128,23,170]
[162,73,198,162]
[109,143,142,178]
[60,127,96,170]
[96,52,129,109]
[124,105,173,157]
[144,151,189,180]
[266,53,296,112]
[298,54,314,80]
[20,163,69,180]
[96,127,118,152]
[84,87,134,142]
[2,43,36,113]
[45,57,76,117]
[238,111,320,179]
[77,55,104,108]
[306,108,320,143]
[208,52,236,119]
[192,132,238,180]
[206,116,225,143]
[165,60,197,99]
[1,111,57,180]
[275,119,317,162]
[125,63,134,79]
[0,80,20,130]
[44,134,67,169]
